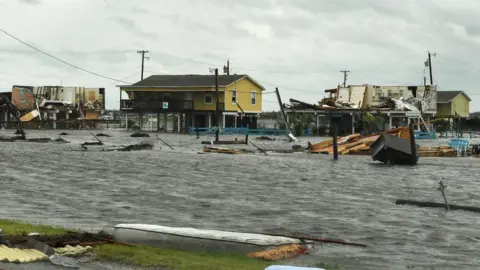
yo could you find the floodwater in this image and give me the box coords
[1,129,479,270]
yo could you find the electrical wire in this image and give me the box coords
[0,28,134,84]
[0,48,133,55]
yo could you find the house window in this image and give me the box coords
[376,89,382,99]
[204,94,212,104]
[250,91,256,105]
[231,90,237,104]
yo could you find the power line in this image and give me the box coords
[0,48,133,55]
[0,28,133,84]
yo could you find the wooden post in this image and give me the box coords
[196,127,200,139]
[438,181,450,211]
[245,124,249,145]
[215,68,220,142]
[332,118,338,161]
[408,123,417,165]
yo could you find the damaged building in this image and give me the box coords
[6,85,105,129]
[285,84,437,136]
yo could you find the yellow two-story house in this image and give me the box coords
[436,91,471,119]
[118,74,264,130]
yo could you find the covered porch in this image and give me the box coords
[192,111,259,129]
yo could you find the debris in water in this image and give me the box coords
[103,142,155,152]
[0,136,52,143]
[395,199,480,214]
[370,133,419,165]
[59,132,69,136]
[53,137,70,144]
[256,136,275,141]
[131,132,150,137]
[292,145,306,152]
[96,133,112,137]
[49,254,80,268]
[203,145,253,154]
[248,244,308,261]
[27,138,52,143]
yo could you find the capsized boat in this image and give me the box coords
[112,224,313,253]
[370,133,419,165]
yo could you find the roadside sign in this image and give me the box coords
[163,102,168,109]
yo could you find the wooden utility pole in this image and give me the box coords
[340,70,350,87]
[428,51,434,85]
[215,68,220,142]
[223,60,230,75]
[137,50,149,80]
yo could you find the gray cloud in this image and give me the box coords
[18,0,41,4]
[110,17,158,41]
[1,0,480,112]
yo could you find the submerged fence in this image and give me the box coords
[188,127,289,136]
[0,119,124,130]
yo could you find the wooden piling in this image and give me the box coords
[332,121,338,160]
[408,123,417,165]
[438,181,450,211]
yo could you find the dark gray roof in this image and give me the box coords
[437,91,471,103]
[128,74,264,89]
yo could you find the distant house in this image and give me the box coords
[118,74,265,131]
[329,84,438,115]
[436,91,471,119]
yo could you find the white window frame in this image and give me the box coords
[204,93,213,104]
[231,90,237,104]
[250,91,256,105]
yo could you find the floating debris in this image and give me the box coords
[0,136,52,143]
[27,138,51,143]
[201,140,246,145]
[96,133,112,137]
[203,145,252,154]
[0,245,49,263]
[256,136,275,141]
[130,132,150,138]
[248,244,308,261]
[55,245,93,257]
[103,142,154,152]
[292,145,306,152]
[370,133,419,165]
[396,199,480,214]
[59,132,69,136]
[53,138,70,144]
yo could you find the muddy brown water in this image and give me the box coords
[0,129,479,270]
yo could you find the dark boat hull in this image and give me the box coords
[370,133,419,165]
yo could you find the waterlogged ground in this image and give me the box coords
[0,129,479,270]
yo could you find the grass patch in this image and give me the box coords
[94,244,272,270]
[0,219,71,236]
[0,219,340,270]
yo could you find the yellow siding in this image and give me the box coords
[121,87,215,92]
[193,91,225,111]
[0,245,49,263]
[452,94,470,118]
[436,103,452,118]
[224,77,262,112]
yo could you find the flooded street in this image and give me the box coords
[1,130,479,270]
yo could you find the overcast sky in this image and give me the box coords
[1,0,479,112]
